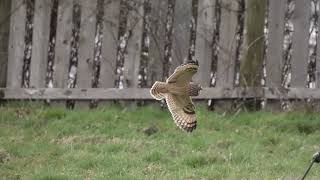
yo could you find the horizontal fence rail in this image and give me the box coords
[2,87,320,100]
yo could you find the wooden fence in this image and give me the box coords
[0,0,319,110]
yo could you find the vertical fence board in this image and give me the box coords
[148,0,167,86]
[77,0,97,89]
[239,0,266,110]
[0,0,11,87]
[76,0,97,107]
[291,1,310,87]
[265,0,285,110]
[29,0,51,88]
[266,0,285,88]
[317,5,320,89]
[100,0,120,89]
[216,0,238,88]
[123,0,144,88]
[214,0,238,112]
[53,0,73,88]
[7,0,26,88]
[241,0,266,87]
[316,3,320,111]
[194,0,214,87]
[171,0,192,72]
[290,0,310,109]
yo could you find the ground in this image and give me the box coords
[0,102,320,180]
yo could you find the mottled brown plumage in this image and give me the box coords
[150,61,201,132]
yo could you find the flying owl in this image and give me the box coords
[150,61,202,132]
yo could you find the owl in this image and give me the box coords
[150,61,202,132]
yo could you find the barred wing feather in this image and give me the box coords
[166,64,198,86]
[165,94,197,132]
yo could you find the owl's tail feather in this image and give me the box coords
[150,81,167,100]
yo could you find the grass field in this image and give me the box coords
[0,103,320,180]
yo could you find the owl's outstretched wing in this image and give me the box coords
[165,93,197,132]
[166,61,199,86]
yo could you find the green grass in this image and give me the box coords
[0,102,320,179]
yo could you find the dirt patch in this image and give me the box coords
[53,135,149,148]
[54,135,118,145]
[0,149,10,164]
[216,139,235,149]
[141,124,158,136]
[54,135,80,145]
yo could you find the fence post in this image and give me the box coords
[240,0,266,110]
[290,0,310,110]
[265,0,286,111]
[0,0,11,88]
[215,0,238,112]
[51,0,73,107]
[75,0,97,108]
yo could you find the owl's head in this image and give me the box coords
[182,60,199,66]
[177,60,199,73]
